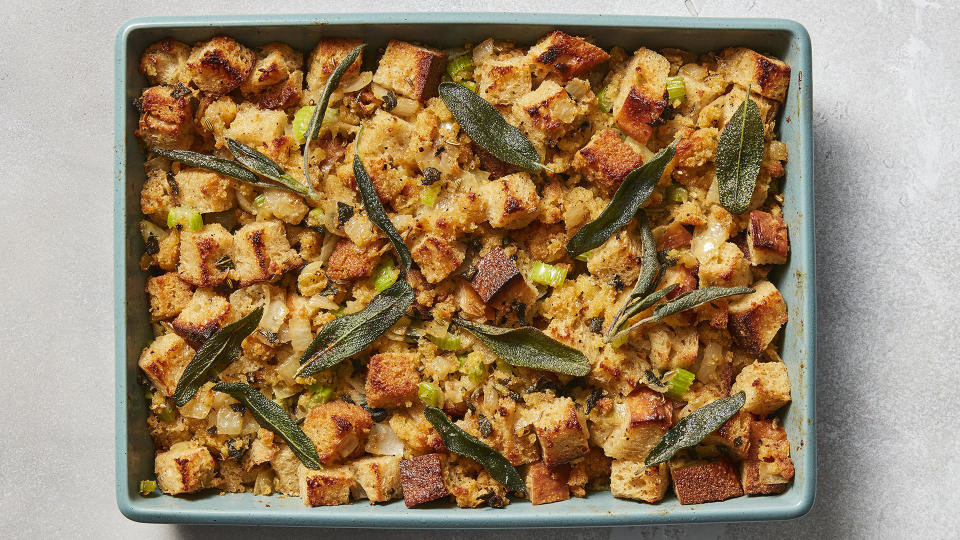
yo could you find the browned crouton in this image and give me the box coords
[610,460,669,503]
[326,237,376,281]
[223,101,289,148]
[728,280,788,354]
[533,397,590,467]
[373,40,446,102]
[470,246,521,303]
[741,418,795,494]
[174,167,235,214]
[239,43,303,109]
[365,352,420,409]
[399,453,449,507]
[718,48,791,103]
[585,229,643,285]
[573,129,645,196]
[350,455,402,503]
[599,387,673,460]
[136,85,195,150]
[146,272,193,321]
[612,48,670,143]
[656,222,693,250]
[481,172,540,230]
[747,210,789,265]
[306,38,364,90]
[671,458,743,504]
[674,127,720,172]
[513,81,580,142]
[411,234,466,284]
[298,464,355,507]
[301,401,374,465]
[524,462,570,505]
[389,408,446,455]
[568,447,612,496]
[170,288,232,346]
[138,333,194,397]
[186,36,255,95]
[528,31,610,82]
[177,223,233,287]
[698,242,752,288]
[140,169,175,219]
[702,409,754,461]
[155,441,217,495]
[731,361,791,416]
[140,38,191,85]
[231,220,303,287]
[476,56,532,105]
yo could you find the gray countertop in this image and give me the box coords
[2,1,957,538]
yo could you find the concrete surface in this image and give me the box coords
[1,0,957,538]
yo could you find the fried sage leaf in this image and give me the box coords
[423,406,525,493]
[645,391,746,466]
[451,317,589,376]
[304,43,365,187]
[353,153,413,271]
[226,138,312,197]
[151,148,275,189]
[172,307,263,406]
[298,279,414,377]
[622,286,754,334]
[438,81,544,172]
[716,93,764,214]
[604,284,677,344]
[212,382,321,469]
[566,141,676,257]
[605,211,660,341]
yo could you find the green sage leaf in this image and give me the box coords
[353,153,413,271]
[226,138,312,197]
[298,279,414,377]
[604,284,677,344]
[716,94,764,214]
[605,211,660,341]
[423,406,525,493]
[451,317,589,377]
[172,307,263,407]
[151,148,287,192]
[645,391,746,466]
[438,81,544,172]
[622,286,754,335]
[212,382,322,469]
[566,141,676,257]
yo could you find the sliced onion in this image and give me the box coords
[338,433,359,457]
[365,423,405,456]
[341,71,373,93]
[276,354,300,383]
[179,388,212,419]
[473,38,494,66]
[261,296,289,334]
[371,83,389,99]
[307,295,340,311]
[288,312,313,352]
[392,97,419,118]
[241,415,259,435]
[216,407,243,436]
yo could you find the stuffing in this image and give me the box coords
[326,237,377,281]
[411,234,466,284]
[456,398,541,467]
[573,129,645,196]
[176,223,234,287]
[173,168,235,214]
[718,47,792,103]
[399,453,449,507]
[298,464,355,507]
[138,333,194,397]
[612,48,670,143]
[350,455,402,503]
[567,447,612,496]
[670,458,743,504]
[230,220,303,287]
[585,228,643,285]
[170,288,232,346]
[740,418,795,494]
[731,361,791,416]
[610,461,669,503]
[155,441,217,495]
[747,210,789,265]
[136,85,195,150]
[373,40,447,102]
[481,172,540,230]
[145,272,193,321]
[476,55,532,105]
[186,36,255,95]
[728,280,788,354]
[513,80,581,143]
[532,396,590,467]
[443,455,511,508]
[140,38,191,85]
[528,31,610,82]
[524,462,570,505]
[365,352,420,409]
[301,400,374,465]
[594,387,673,461]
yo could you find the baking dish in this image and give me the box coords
[114,12,815,526]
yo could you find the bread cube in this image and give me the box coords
[239,42,303,110]
[481,172,540,230]
[140,169,176,219]
[145,272,193,321]
[612,48,670,143]
[373,40,446,102]
[298,464,355,507]
[223,101,289,149]
[747,210,789,265]
[528,31,609,82]
[470,246,521,303]
[524,462,570,505]
[389,409,446,455]
[170,288,232,346]
[513,80,579,142]
[136,85,195,150]
[271,444,302,495]
[138,333,194,397]
[142,225,180,272]
[411,234,466,284]
[231,220,303,287]
[177,223,233,287]
[365,352,419,409]
[326,237,376,281]
[350,455,402,503]
[741,418,795,494]
[718,48,791,103]
[568,447,612,496]
[671,458,743,504]
[702,409,754,461]
[186,36,255,95]
[306,38,364,90]
[139,38,191,85]
[456,398,541,467]
[155,441,217,495]
[533,396,590,467]
[728,280,788,354]
[476,55,532,105]
[647,324,699,371]
[610,460,669,503]
[443,455,511,508]
[173,167,235,214]
[585,228,643,285]
[599,387,673,460]
[573,129,645,196]
[731,361,791,416]
[656,222,693,250]
[302,401,373,465]
[244,429,277,471]
[698,242,752,288]
[399,453,449,507]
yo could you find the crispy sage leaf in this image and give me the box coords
[423,406,525,493]
[438,81,544,172]
[622,286,754,334]
[298,279,414,377]
[566,141,676,257]
[716,94,764,214]
[150,148,271,187]
[604,284,677,344]
[212,382,321,469]
[645,391,746,466]
[605,211,660,341]
[226,138,312,197]
[304,44,365,187]
[172,307,263,406]
[353,153,413,271]
[451,317,589,376]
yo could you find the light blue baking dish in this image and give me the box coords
[114,12,815,527]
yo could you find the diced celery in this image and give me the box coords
[421,183,442,207]
[529,261,568,287]
[166,207,202,232]
[446,54,474,81]
[139,480,157,496]
[418,382,442,408]
[373,258,399,292]
[663,368,695,399]
[428,333,461,352]
[666,76,686,102]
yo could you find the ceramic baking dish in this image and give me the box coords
[114,12,815,527]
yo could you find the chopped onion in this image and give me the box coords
[338,433,359,457]
[241,415,259,435]
[179,388,212,419]
[307,294,340,311]
[392,97,419,118]
[253,469,275,495]
[365,423,405,456]
[216,407,243,436]
[318,230,340,266]
[565,79,591,99]
[371,83,389,99]
[473,38,494,66]
[341,71,373,93]
[483,387,499,412]
[276,354,300,383]
[261,296,289,333]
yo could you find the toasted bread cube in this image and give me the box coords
[698,242,752,288]
[136,85,195,150]
[326,237,376,281]
[271,445,302,495]
[239,43,303,109]
[656,222,693,250]
[152,228,180,272]
[732,361,791,416]
[513,80,579,142]
[528,31,609,82]
[747,210,789,265]
[702,409,754,461]
[470,246,521,303]
[443,455,511,508]
[399,453,449,507]
[140,169,175,219]
[573,129,645,196]
[524,462,570,505]
[671,458,743,504]
[244,428,277,471]
[177,223,233,287]
[741,418,795,494]
[155,441,217,495]
[612,48,670,143]
[373,40,446,102]
[476,55,532,105]
[173,167,235,214]
[600,387,673,460]
[365,353,420,409]
[718,48,791,103]
[456,398,541,466]
[568,447,612,496]
[411,234,466,284]
[298,464,355,507]
[674,127,720,172]
[585,228,643,285]
[350,455,402,503]
[728,280,788,354]
[223,101,289,149]
[170,288,232,346]
[481,172,540,230]
[138,333,194,397]
[306,38,363,90]
[302,401,374,465]
[145,272,193,321]
[610,460,669,503]
[186,36,255,95]
[533,397,590,467]
[140,38,191,85]
[231,220,303,287]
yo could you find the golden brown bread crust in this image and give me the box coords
[573,129,645,196]
[365,353,420,409]
[671,458,743,504]
[399,453,449,507]
[326,237,375,281]
[136,85,195,150]
[524,462,571,505]
[529,31,610,82]
[470,246,520,303]
[302,401,374,465]
[186,36,255,95]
